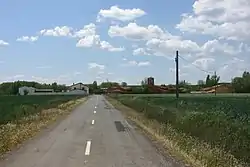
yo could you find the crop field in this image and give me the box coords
[117,93,250,97]
[0,95,82,124]
[111,94,250,164]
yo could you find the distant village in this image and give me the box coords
[16,76,234,96]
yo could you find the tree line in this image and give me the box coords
[0,81,67,95]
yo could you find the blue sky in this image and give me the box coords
[0,0,250,85]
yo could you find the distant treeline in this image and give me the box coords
[0,81,67,95]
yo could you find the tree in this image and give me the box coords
[205,74,220,87]
[121,82,127,87]
[232,71,250,93]
[197,80,205,86]
[141,80,145,87]
[52,82,57,91]
[100,82,118,88]
[92,81,98,89]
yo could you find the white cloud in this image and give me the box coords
[76,35,101,47]
[74,23,125,51]
[40,26,73,37]
[109,23,179,41]
[146,38,200,58]
[100,41,125,52]
[176,0,250,41]
[218,57,248,81]
[5,74,25,81]
[88,62,106,70]
[36,66,52,69]
[73,71,82,76]
[0,40,9,46]
[122,60,151,67]
[201,39,241,55]
[73,23,96,38]
[97,5,146,22]
[192,58,215,70]
[133,48,150,55]
[17,36,38,42]
[31,75,72,84]
[138,61,151,66]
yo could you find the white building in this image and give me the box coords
[19,87,54,95]
[19,86,35,95]
[68,83,89,94]
[18,83,89,96]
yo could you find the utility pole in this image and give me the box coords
[175,51,179,99]
[214,71,217,96]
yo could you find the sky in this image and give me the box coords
[0,0,250,85]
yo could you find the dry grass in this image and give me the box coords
[106,96,245,167]
[0,97,87,157]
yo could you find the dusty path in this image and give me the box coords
[0,95,182,167]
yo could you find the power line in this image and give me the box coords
[178,55,214,75]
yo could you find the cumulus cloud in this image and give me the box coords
[176,0,250,41]
[109,23,179,41]
[100,41,125,52]
[76,35,101,47]
[0,40,9,46]
[146,38,200,58]
[122,60,151,67]
[75,23,125,51]
[73,23,96,38]
[133,48,150,55]
[17,36,38,42]
[5,74,25,81]
[97,6,146,22]
[88,62,106,70]
[40,26,73,37]
[36,66,52,69]
[192,58,215,70]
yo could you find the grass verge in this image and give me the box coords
[106,96,245,167]
[0,97,87,157]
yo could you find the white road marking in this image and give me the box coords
[91,120,95,125]
[94,110,96,114]
[95,106,97,109]
[85,141,91,155]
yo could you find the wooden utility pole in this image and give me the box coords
[175,51,179,98]
[214,71,217,96]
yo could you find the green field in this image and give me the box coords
[111,94,250,164]
[116,93,250,97]
[0,95,82,124]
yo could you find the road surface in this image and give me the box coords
[0,95,181,167]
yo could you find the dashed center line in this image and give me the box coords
[85,141,91,155]
[94,110,96,114]
[95,106,97,109]
[91,120,95,125]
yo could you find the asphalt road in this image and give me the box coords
[0,95,181,167]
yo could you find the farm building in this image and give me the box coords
[68,83,89,94]
[18,83,89,95]
[19,87,54,95]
